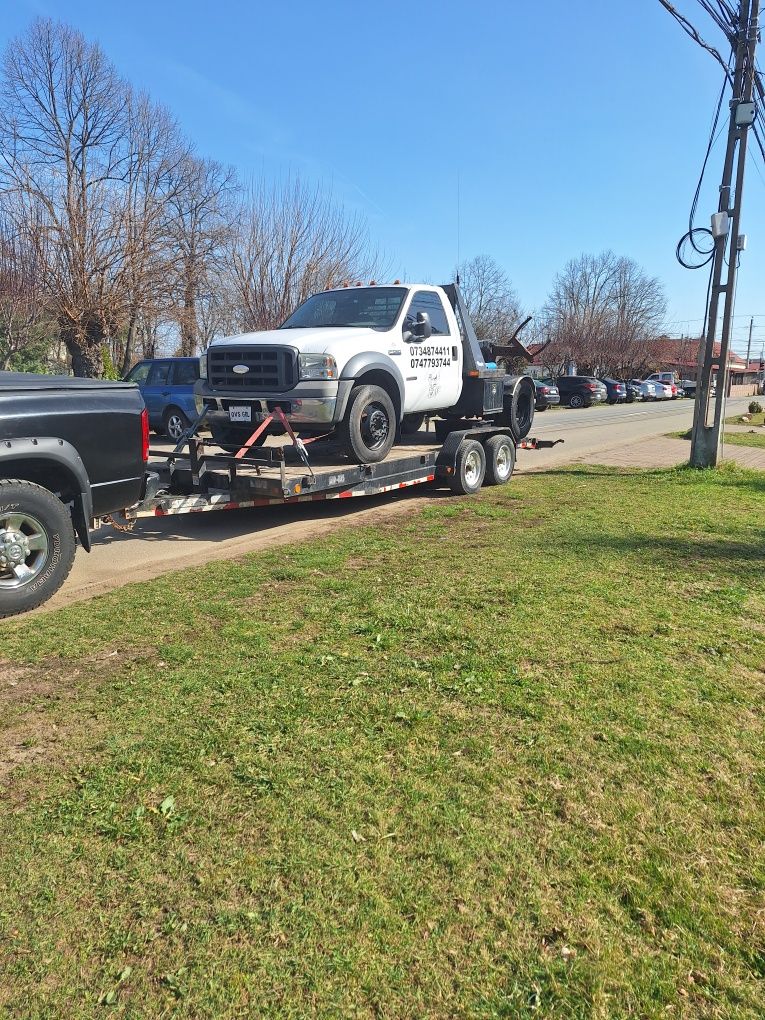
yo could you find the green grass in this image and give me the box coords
[1,465,764,1018]
[726,410,764,426]
[670,427,765,450]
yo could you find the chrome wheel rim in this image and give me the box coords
[495,443,512,479]
[464,449,482,487]
[0,511,49,589]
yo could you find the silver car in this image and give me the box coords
[629,379,657,400]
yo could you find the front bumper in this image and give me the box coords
[195,379,354,430]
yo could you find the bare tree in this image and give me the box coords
[0,19,138,376]
[226,178,379,332]
[167,155,235,357]
[455,254,524,342]
[542,251,666,377]
[113,94,189,374]
[0,213,55,370]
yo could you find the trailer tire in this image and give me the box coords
[0,480,76,618]
[448,440,486,495]
[339,384,396,463]
[484,435,515,486]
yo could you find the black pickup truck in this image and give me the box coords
[0,373,148,617]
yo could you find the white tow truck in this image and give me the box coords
[195,282,536,463]
[119,281,559,526]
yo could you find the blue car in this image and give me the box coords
[124,357,200,441]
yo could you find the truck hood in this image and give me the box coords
[209,327,387,354]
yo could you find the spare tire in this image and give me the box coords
[500,376,535,441]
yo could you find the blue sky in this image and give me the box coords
[3,0,764,359]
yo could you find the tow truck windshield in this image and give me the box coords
[280,287,406,331]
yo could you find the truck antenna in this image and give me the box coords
[456,172,461,285]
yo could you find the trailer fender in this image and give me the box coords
[0,437,93,551]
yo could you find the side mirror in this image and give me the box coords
[414,311,432,340]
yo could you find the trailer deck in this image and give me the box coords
[123,419,563,522]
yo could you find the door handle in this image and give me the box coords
[388,349,401,355]
[162,390,170,396]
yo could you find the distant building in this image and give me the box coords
[650,336,755,392]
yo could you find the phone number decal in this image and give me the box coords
[410,345,451,369]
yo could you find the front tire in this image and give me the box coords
[339,384,396,463]
[0,480,76,618]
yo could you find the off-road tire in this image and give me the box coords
[0,479,76,618]
[339,384,396,464]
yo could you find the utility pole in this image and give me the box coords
[690,0,760,467]
[745,315,754,366]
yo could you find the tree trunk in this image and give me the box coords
[180,277,197,357]
[61,317,105,378]
[121,312,139,377]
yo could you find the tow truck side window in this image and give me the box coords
[404,291,451,339]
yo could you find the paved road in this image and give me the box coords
[39,395,754,612]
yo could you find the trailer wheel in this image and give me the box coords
[339,384,396,464]
[0,480,76,618]
[484,435,515,486]
[448,440,486,495]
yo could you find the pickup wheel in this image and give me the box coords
[163,407,190,443]
[0,480,76,618]
[448,439,486,495]
[339,384,396,464]
[484,435,515,486]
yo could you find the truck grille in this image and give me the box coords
[208,346,297,391]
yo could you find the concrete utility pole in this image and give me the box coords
[691,0,760,466]
[745,315,754,366]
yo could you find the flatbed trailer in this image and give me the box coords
[122,417,563,523]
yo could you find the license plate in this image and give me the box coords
[228,405,252,423]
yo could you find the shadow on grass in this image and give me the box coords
[566,530,764,567]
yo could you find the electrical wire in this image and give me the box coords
[675,69,730,269]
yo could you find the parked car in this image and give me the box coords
[0,372,148,616]
[124,357,200,441]
[651,381,674,400]
[533,379,560,410]
[629,379,658,400]
[554,375,608,409]
[599,378,627,404]
[679,378,697,397]
[645,371,679,398]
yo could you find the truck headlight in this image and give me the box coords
[299,353,337,380]
[199,352,208,380]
